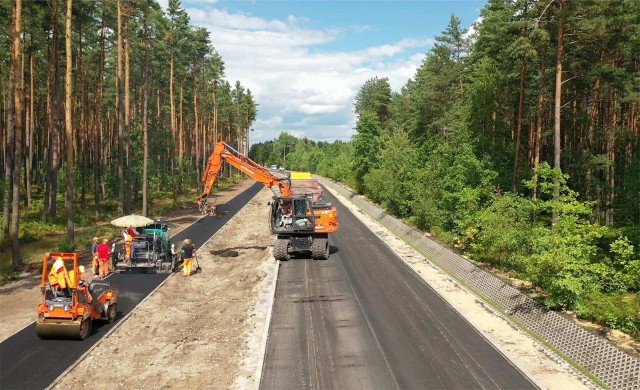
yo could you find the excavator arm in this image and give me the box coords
[197,141,292,215]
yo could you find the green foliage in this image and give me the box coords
[411,138,496,234]
[352,111,383,193]
[469,193,534,270]
[354,77,392,126]
[57,239,77,253]
[576,292,640,337]
[609,236,640,290]
[19,221,55,243]
[364,127,419,217]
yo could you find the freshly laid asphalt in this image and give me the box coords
[260,189,538,390]
[0,182,262,390]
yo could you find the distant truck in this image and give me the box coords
[289,172,323,202]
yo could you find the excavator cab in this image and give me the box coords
[270,196,316,234]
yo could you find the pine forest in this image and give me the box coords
[1,0,257,268]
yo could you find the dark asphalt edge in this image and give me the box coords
[45,186,265,390]
[320,180,546,390]
[253,250,280,390]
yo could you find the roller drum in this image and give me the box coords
[36,317,90,340]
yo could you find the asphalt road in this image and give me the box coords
[0,182,262,390]
[260,189,538,390]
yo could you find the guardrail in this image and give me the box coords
[319,176,640,390]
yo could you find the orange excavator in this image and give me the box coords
[36,252,118,340]
[197,141,339,260]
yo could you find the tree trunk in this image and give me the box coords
[77,20,86,208]
[170,57,175,144]
[3,26,15,240]
[606,95,617,225]
[142,17,149,216]
[124,14,131,213]
[44,0,60,222]
[64,0,74,243]
[552,0,564,227]
[512,59,526,193]
[169,56,177,201]
[26,50,34,207]
[116,0,125,215]
[179,82,184,165]
[94,8,105,216]
[193,67,199,182]
[11,0,24,266]
[213,79,218,143]
[585,74,601,202]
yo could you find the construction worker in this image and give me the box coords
[96,239,111,278]
[91,237,99,276]
[48,256,71,296]
[123,227,135,262]
[280,205,293,227]
[181,239,196,277]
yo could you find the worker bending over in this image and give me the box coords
[182,239,196,277]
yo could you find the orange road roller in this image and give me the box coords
[36,252,118,340]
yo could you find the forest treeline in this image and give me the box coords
[1,0,257,265]
[251,0,640,337]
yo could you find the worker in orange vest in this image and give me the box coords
[123,226,135,263]
[48,256,72,296]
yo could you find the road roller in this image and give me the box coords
[36,252,118,340]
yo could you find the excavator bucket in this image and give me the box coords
[211,204,229,219]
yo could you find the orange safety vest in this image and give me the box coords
[48,260,70,288]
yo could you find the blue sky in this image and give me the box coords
[159,0,486,144]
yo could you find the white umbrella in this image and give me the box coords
[110,214,154,228]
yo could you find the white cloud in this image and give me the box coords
[464,16,483,40]
[298,104,344,115]
[184,7,432,144]
[255,116,283,127]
